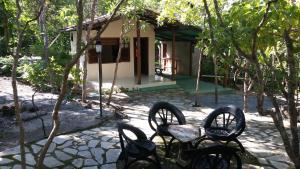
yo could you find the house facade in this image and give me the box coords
[68,12,200,89]
[70,18,156,82]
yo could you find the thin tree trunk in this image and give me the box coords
[13,1,26,168]
[39,0,49,62]
[284,30,300,167]
[107,22,125,105]
[136,19,141,84]
[213,55,218,104]
[39,0,54,92]
[36,0,84,167]
[82,0,98,103]
[2,2,9,55]
[194,47,204,106]
[36,0,125,167]
[243,63,249,112]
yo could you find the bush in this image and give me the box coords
[18,57,64,92]
[0,55,14,76]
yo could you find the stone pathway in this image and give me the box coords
[0,88,296,169]
[0,126,121,169]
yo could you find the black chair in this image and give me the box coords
[188,145,242,169]
[117,123,161,169]
[148,101,186,156]
[197,105,246,152]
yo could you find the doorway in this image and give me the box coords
[134,37,149,76]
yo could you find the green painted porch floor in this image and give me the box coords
[176,76,235,94]
[139,75,235,94]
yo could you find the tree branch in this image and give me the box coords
[251,0,278,59]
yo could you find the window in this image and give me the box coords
[88,38,130,64]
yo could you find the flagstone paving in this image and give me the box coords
[0,88,297,168]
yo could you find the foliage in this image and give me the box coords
[0,55,13,76]
[18,57,64,91]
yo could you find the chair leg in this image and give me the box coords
[154,152,162,169]
[150,132,158,141]
[166,136,175,157]
[125,158,140,169]
[194,136,208,148]
[123,156,129,169]
[159,135,169,157]
[233,138,245,152]
[144,157,162,169]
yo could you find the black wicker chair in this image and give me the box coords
[188,145,242,169]
[197,105,246,152]
[148,101,186,156]
[117,123,161,169]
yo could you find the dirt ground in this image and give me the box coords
[0,76,113,151]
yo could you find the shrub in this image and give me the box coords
[0,55,14,76]
[18,57,64,92]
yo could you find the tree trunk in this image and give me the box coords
[39,0,53,92]
[243,63,249,112]
[13,1,26,168]
[194,47,204,106]
[136,19,141,84]
[36,0,84,168]
[107,22,125,106]
[36,0,125,167]
[254,62,265,115]
[284,29,300,166]
[82,0,98,103]
[213,55,218,104]
[3,4,9,55]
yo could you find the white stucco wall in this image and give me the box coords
[161,41,191,75]
[71,18,155,81]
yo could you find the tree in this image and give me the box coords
[159,0,300,167]
[0,0,10,56]
[82,0,98,103]
[208,0,300,167]
[36,0,126,168]
[11,1,44,168]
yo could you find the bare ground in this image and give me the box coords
[0,76,113,151]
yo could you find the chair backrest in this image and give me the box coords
[148,101,186,131]
[189,145,242,169]
[117,123,147,150]
[204,105,245,137]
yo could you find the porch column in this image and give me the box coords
[189,42,193,76]
[171,29,176,80]
[136,19,141,84]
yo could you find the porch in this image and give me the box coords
[87,75,176,91]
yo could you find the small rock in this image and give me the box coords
[36,139,48,146]
[91,148,104,164]
[78,150,92,158]
[78,145,89,151]
[72,158,84,168]
[57,140,73,149]
[31,144,42,154]
[0,157,13,165]
[88,140,100,148]
[84,159,98,166]
[270,160,290,169]
[13,153,36,166]
[47,143,57,153]
[82,166,98,169]
[43,156,64,168]
[63,148,78,155]
[106,149,121,163]
[55,150,73,161]
[101,163,116,169]
[53,135,71,145]
[101,142,114,149]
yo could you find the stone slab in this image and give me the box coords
[43,156,64,168]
